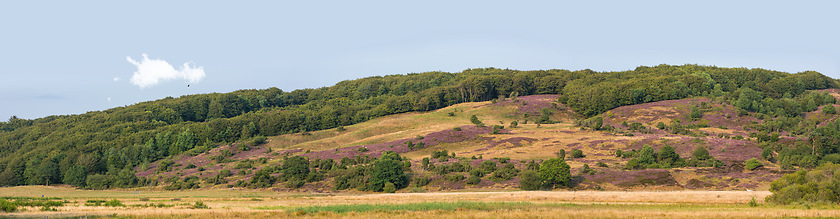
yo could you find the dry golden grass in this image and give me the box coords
[4,186,838,218]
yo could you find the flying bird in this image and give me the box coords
[187,84,190,87]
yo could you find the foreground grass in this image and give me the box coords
[278,201,535,213]
[4,187,840,218]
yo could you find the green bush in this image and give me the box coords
[745,158,763,170]
[0,200,17,212]
[383,182,397,193]
[519,170,541,191]
[466,175,481,185]
[766,163,840,204]
[104,199,125,207]
[192,201,210,209]
[570,149,585,158]
[445,174,465,182]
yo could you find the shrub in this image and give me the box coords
[445,174,465,182]
[286,178,305,189]
[519,170,541,191]
[0,200,17,212]
[692,146,711,160]
[556,149,566,159]
[824,105,836,114]
[470,115,485,127]
[570,149,585,158]
[282,156,310,180]
[104,199,125,207]
[596,161,608,168]
[766,163,840,204]
[469,169,485,177]
[192,201,210,209]
[383,182,397,193]
[492,125,504,134]
[745,158,763,170]
[491,163,519,181]
[466,175,481,185]
[412,176,430,187]
[480,161,497,172]
[252,135,267,145]
[579,164,595,175]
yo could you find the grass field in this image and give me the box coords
[2,186,839,218]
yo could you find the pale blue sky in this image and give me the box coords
[2,1,839,120]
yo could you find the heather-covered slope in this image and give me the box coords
[140,92,840,192]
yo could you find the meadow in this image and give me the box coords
[3,186,839,218]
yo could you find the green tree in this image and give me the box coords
[692,146,711,160]
[538,158,571,188]
[519,170,541,190]
[113,168,138,188]
[282,156,310,180]
[368,154,408,192]
[241,122,257,140]
[85,174,112,190]
[250,167,276,188]
[35,158,60,185]
[824,105,836,115]
[62,165,86,187]
[658,145,680,165]
[689,106,703,120]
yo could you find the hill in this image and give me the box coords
[1,64,839,192]
[139,91,838,192]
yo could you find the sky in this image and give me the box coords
[1,1,839,120]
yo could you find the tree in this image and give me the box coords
[35,158,60,185]
[241,122,257,139]
[638,145,657,165]
[113,168,138,188]
[824,105,836,115]
[86,174,112,190]
[538,158,571,188]
[658,145,680,165]
[519,170,540,190]
[368,154,408,192]
[689,106,703,120]
[692,146,711,160]
[250,167,276,188]
[282,156,310,180]
[62,165,86,187]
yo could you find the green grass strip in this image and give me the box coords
[286,201,532,214]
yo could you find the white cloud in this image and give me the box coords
[107,97,112,102]
[113,77,120,82]
[126,53,205,88]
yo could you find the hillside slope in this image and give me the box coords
[138,92,840,192]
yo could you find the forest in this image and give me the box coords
[0,64,838,189]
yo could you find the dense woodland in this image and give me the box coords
[1,64,839,190]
